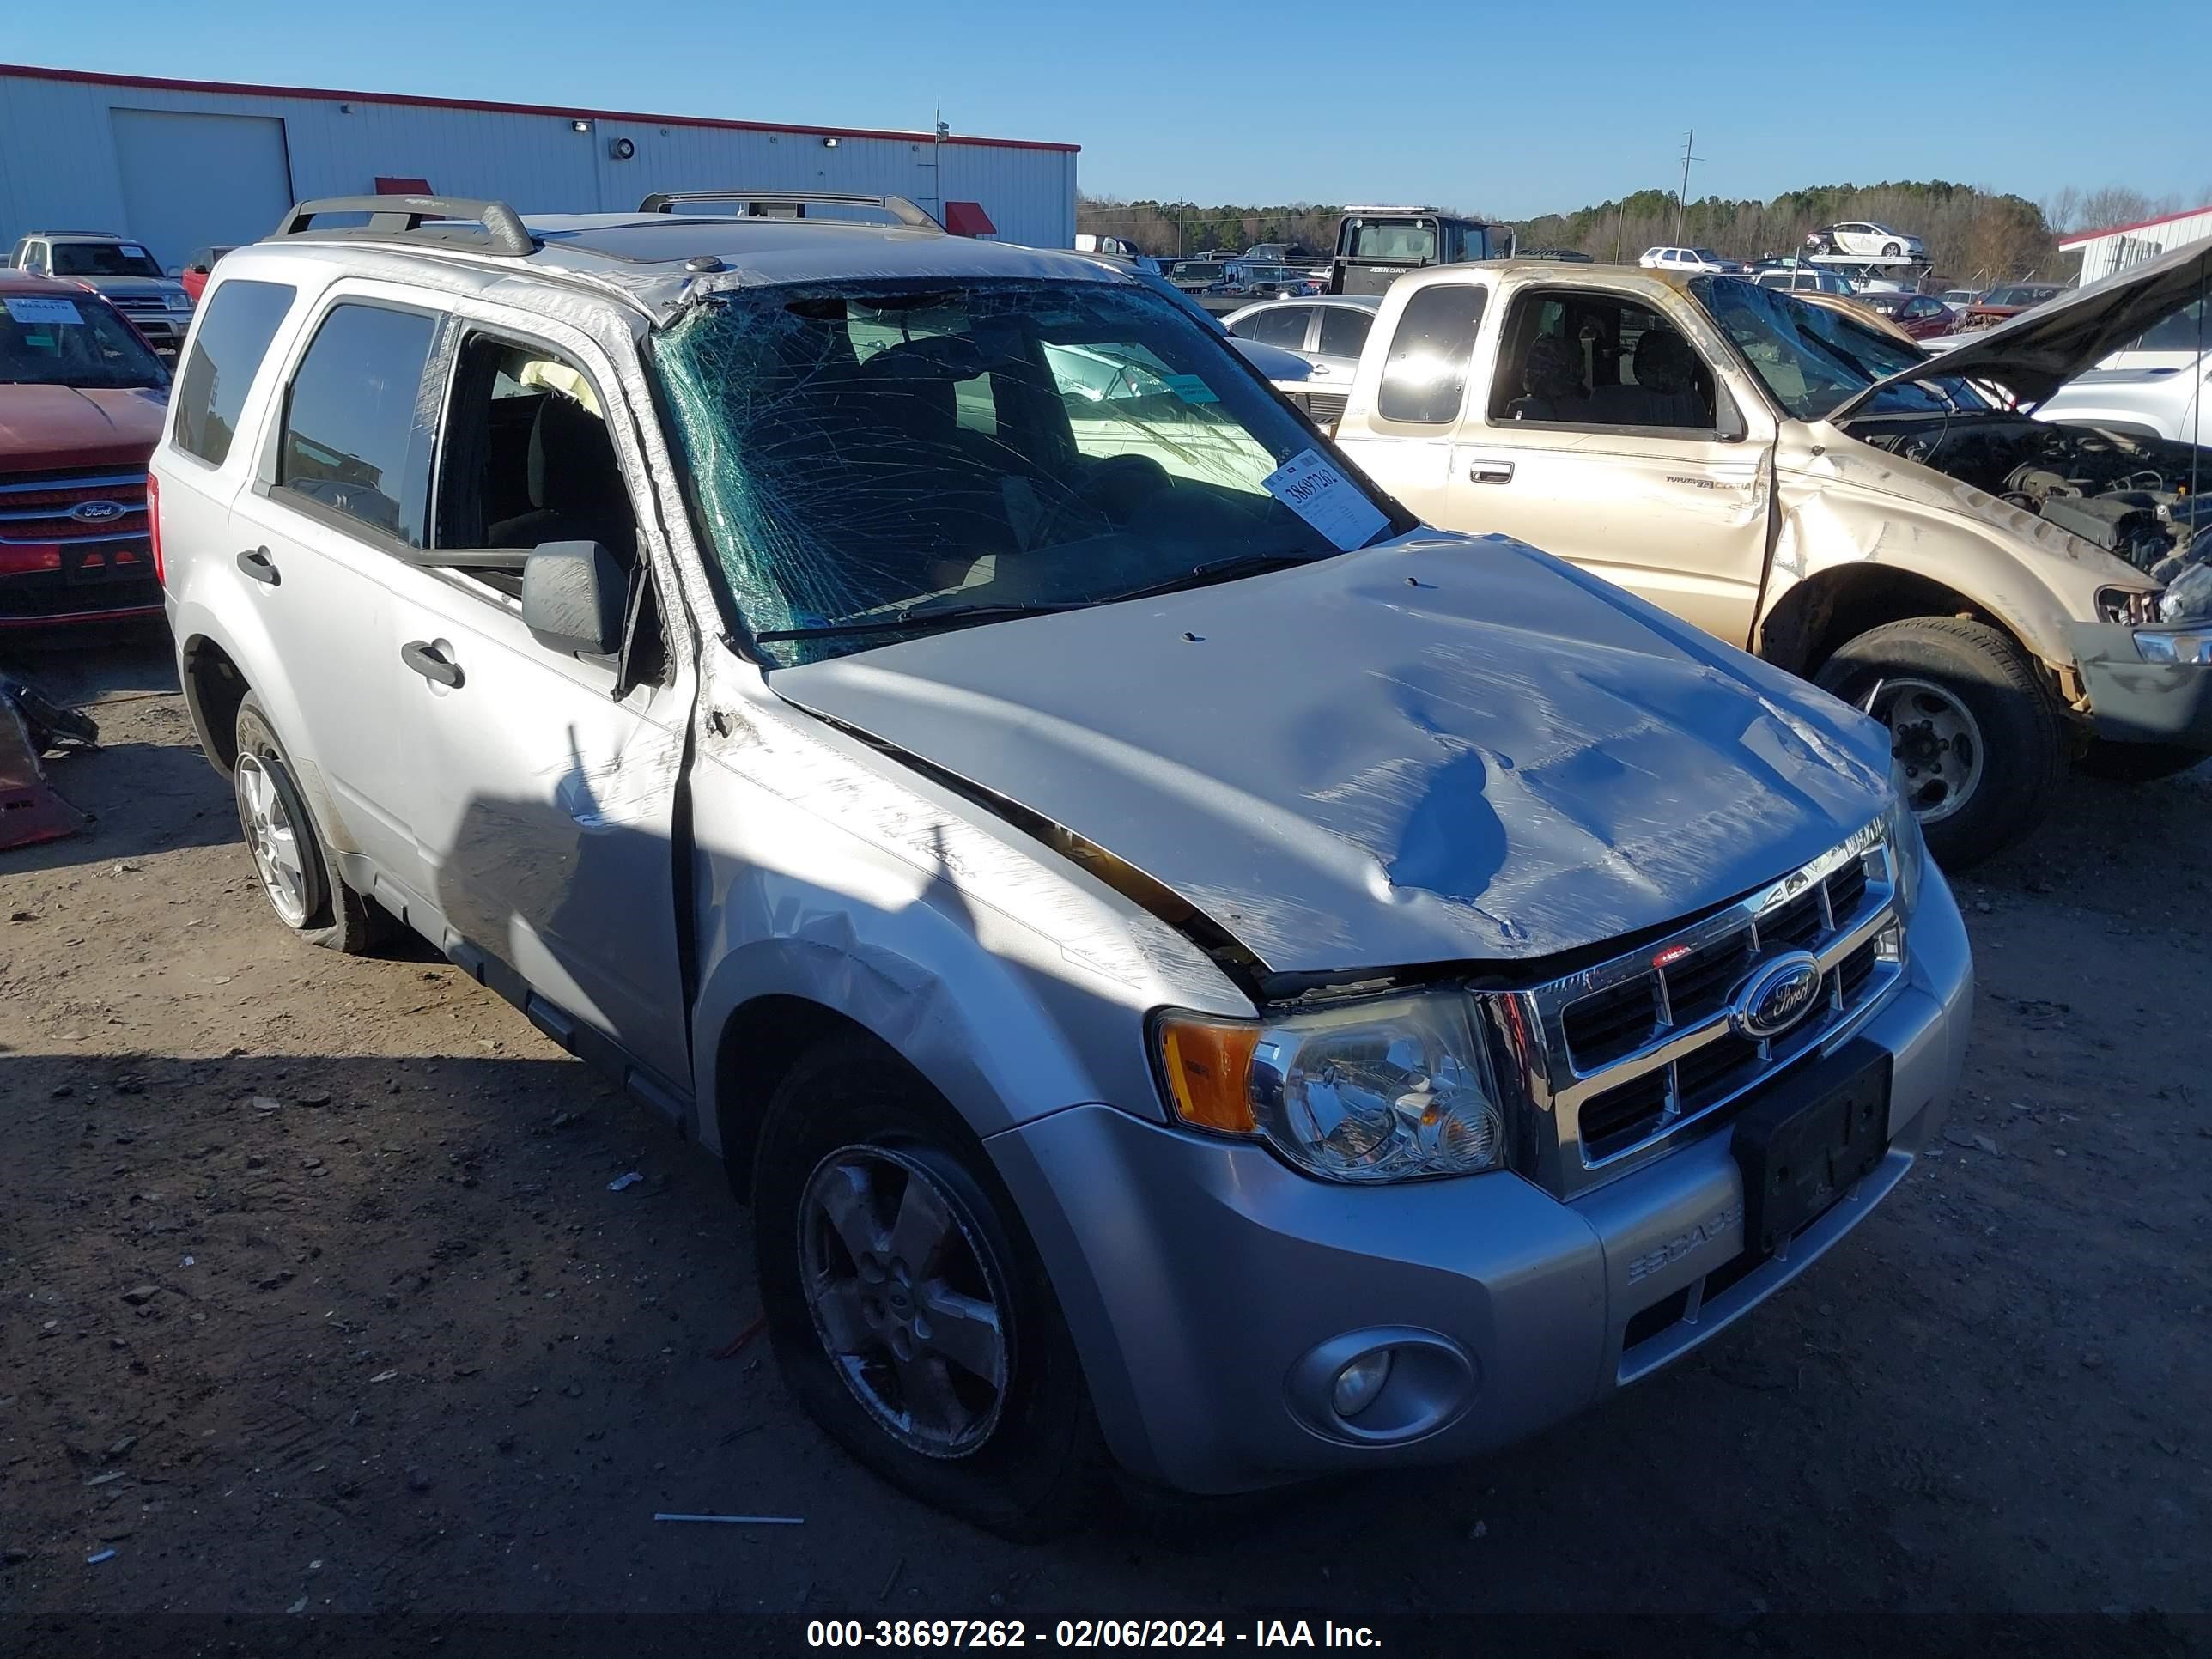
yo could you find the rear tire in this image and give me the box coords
[2074,740,2207,784]
[752,1038,1106,1539]
[232,696,395,954]
[1814,617,2063,869]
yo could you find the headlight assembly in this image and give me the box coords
[2133,628,2212,665]
[1884,768,1927,918]
[1156,989,1507,1183]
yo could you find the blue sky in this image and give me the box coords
[8,0,2207,217]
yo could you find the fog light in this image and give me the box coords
[1331,1349,1393,1419]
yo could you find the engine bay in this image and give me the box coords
[1847,415,2210,586]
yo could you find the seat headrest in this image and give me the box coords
[527,394,619,511]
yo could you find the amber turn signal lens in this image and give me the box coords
[1158,1018,1260,1133]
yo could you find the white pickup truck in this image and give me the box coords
[1332,246,2212,866]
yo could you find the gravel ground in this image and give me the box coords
[2,627,2208,1648]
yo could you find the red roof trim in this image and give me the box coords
[2057,203,2212,249]
[0,61,1081,153]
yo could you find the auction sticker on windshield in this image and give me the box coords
[1261,447,1388,551]
[4,296,84,326]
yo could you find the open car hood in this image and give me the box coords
[1832,238,2211,417]
[772,534,1892,981]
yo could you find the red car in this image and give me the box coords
[1851,289,1960,340]
[0,272,170,627]
[178,245,239,304]
[1959,281,2067,331]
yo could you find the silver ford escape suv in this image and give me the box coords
[152,191,1972,1537]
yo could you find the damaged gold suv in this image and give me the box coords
[1335,243,2212,866]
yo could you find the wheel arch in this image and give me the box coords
[180,632,252,774]
[1756,562,2050,686]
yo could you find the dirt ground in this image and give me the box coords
[3,625,2209,1643]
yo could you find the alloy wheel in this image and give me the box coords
[798,1145,1012,1459]
[235,751,311,926]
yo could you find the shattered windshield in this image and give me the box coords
[1691,276,1991,420]
[653,277,1396,665]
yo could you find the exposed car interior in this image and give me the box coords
[436,338,638,567]
[1492,290,1733,434]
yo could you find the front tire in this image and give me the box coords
[1814,617,2063,868]
[1882,241,1904,258]
[232,696,394,953]
[752,1039,1104,1538]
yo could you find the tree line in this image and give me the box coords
[1080,181,2206,285]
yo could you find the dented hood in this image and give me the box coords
[773,534,1893,979]
[1834,238,2212,416]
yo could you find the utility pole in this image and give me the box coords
[929,106,949,221]
[1673,129,1701,244]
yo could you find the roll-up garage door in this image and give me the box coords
[110,108,293,271]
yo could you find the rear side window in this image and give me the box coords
[173,278,296,465]
[1377,284,1487,424]
[1317,307,1372,357]
[276,303,438,546]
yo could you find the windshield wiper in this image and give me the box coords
[1103,549,1327,605]
[757,550,1339,646]
[755,601,1085,643]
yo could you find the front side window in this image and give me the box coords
[653,277,1401,665]
[0,291,169,390]
[49,241,164,279]
[276,302,437,544]
[1490,289,1719,431]
[2138,299,2207,353]
[433,333,633,566]
[173,278,295,465]
[1376,283,1487,424]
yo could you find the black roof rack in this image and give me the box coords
[636,190,942,232]
[270,195,537,258]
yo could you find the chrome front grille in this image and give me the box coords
[1490,817,1906,1195]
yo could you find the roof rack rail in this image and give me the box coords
[270,195,536,258]
[636,190,943,232]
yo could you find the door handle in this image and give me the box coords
[236,547,280,585]
[400,640,464,689]
[1468,459,1516,485]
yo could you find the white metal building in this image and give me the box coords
[0,63,1079,270]
[2061,203,2212,285]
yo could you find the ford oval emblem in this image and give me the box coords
[1729,951,1825,1041]
[70,500,126,524]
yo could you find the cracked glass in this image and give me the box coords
[653,277,1395,665]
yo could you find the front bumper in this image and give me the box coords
[990,865,1972,1495]
[2068,621,2212,747]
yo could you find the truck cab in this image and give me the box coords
[1328,206,1506,296]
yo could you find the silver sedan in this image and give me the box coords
[1224,294,1383,423]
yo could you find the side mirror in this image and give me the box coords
[521,541,626,658]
